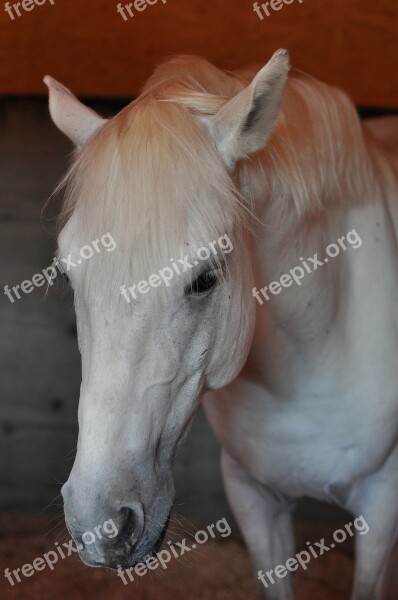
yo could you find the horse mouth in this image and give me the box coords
[114,509,172,571]
[70,509,172,572]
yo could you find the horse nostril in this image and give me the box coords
[116,508,139,551]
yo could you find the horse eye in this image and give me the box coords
[186,271,218,295]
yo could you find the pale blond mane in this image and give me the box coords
[57,54,382,289]
[57,56,250,288]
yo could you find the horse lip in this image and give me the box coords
[77,510,173,571]
[128,508,172,565]
[152,510,172,554]
[78,550,112,569]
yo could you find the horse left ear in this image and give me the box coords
[43,76,107,149]
[208,49,290,170]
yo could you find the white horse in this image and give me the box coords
[45,50,398,599]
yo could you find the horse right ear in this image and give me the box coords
[44,76,107,149]
[207,49,290,170]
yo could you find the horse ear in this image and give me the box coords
[43,76,107,148]
[208,49,290,170]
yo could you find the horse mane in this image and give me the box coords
[56,54,382,286]
[141,55,380,216]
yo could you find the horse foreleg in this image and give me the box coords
[346,455,398,600]
[221,450,295,600]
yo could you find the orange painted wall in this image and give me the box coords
[0,0,397,105]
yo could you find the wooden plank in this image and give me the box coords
[0,425,77,509]
[0,99,81,428]
[0,0,397,106]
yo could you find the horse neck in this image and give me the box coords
[239,82,398,351]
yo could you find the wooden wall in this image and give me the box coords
[0,0,397,106]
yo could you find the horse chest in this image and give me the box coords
[205,369,398,502]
